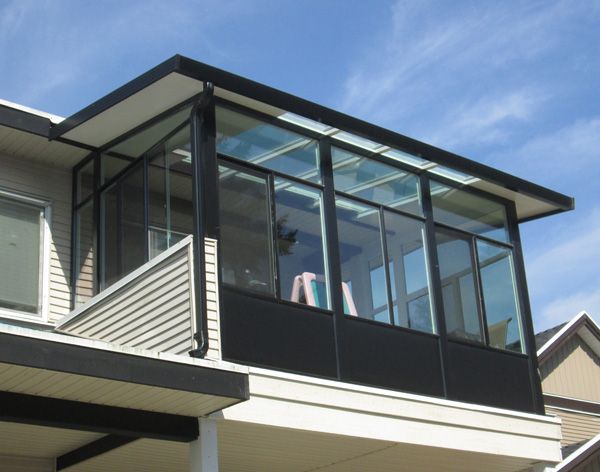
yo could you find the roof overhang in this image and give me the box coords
[555,433,600,472]
[537,311,600,364]
[0,325,249,417]
[46,54,573,222]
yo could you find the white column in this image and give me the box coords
[190,418,219,472]
[530,463,555,472]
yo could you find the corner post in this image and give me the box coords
[189,418,219,472]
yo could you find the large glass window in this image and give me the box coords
[0,194,44,315]
[431,180,508,242]
[74,200,95,307]
[219,164,275,296]
[332,147,421,216]
[477,241,523,352]
[275,179,329,309]
[216,105,321,183]
[336,197,388,322]
[384,211,434,333]
[436,230,483,343]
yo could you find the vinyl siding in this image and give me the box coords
[540,334,600,403]
[205,237,221,360]
[59,240,195,355]
[546,407,600,446]
[0,153,72,323]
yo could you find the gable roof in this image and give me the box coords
[555,433,600,471]
[537,311,600,364]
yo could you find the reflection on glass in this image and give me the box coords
[77,159,95,203]
[430,180,508,242]
[477,241,524,352]
[101,165,145,288]
[216,106,320,182]
[75,200,95,306]
[332,147,421,215]
[148,125,193,259]
[336,197,389,323]
[384,211,435,333]
[0,198,41,314]
[436,230,482,342]
[101,155,130,184]
[219,164,275,295]
[274,179,329,309]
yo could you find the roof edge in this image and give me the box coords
[0,102,53,137]
[537,311,600,362]
[555,433,600,471]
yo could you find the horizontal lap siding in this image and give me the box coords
[540,334,600,403]
[60,244,195,356]
[546,407,600,446]
[0,154,72,323]
[205,238,221,360]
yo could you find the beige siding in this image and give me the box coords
[205,237,221,360]
[58,240,195,355]
[0,153,72,323]
[540,334,600,403]
[546,407,600,446]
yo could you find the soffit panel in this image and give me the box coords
[61,73,203,148]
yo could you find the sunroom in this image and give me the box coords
[54,55,573,416]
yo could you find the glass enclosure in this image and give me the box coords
[72,97,527,352]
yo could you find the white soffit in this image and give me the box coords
[215,86,285,118]
[62,73,204,148]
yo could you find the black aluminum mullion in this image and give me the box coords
[268,173,281,300]
[506,202,545,414]
[420,175,448,398]
[472,238,490,345]
[70,159,79,309]
[93,154,101,294]
[378,208,396,326]
[320,138,343,379]
[142,155,150,262]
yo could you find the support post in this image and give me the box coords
[190,419,219,472]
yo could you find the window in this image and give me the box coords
[432,182,525,352]
[0,191,48,317]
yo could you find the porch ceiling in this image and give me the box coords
[59,421,544,472]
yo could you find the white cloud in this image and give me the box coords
[537,290,600,331]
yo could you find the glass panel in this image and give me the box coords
[148,125,192,259]
[216,106,320,183]
[101,155,131,184]
[336,197,389,323]
[333,131,383,151]
[75,200,95,307]
[332,147,421,215]
[0,197,41,314]
[436,230,482,342]
[274,179,329,309]
[382,149,432,169]
[108,106,191,160]
[477,241,524,352]
[77,158,95,203]
[384,211,435,333]
[219,163,275,295]
[431,180,509,242]
[101,164,145,288]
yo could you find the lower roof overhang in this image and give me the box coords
[46,54,574,223]
[0,325,249,418]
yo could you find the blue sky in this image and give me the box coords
[1,0,598,331]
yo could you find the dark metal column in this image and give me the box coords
[189,82,216,358]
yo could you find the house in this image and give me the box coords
[0,55,575,471]
[536,311,600,472]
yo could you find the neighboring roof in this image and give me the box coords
[537,311,600,364]
[555,433,600,471]
[535,322,568,350]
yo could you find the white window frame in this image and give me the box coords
[0,188,51,323]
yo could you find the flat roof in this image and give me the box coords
[4,55,574,222]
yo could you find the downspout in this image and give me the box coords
[189,82,215,358]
